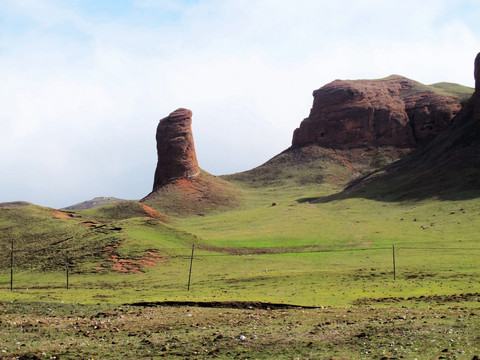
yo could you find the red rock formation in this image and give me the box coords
[292,76,463,149]
[340,52,480,200]
[475,52,480,91]
[153,108,200,191]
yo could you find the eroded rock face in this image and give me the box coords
[292,76,463,149]
[475,52,480,91]
[153,108,199,190]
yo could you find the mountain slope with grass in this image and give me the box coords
[142,170,242,216]
[324,53,480,202]
[63,197,127,210]
[226,75,473,193]
[224,144,410,190]
[0,201,198,274]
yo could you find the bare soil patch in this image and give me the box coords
[52,210,79,220]
[103,243,169,273]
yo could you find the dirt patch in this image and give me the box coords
[82,221,102,227]
[141,204,169,222]
[103,243,169,274]
[52,210,79,220]
[197,245,329,255]
[198,243,376,255]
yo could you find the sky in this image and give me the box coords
[1,0,480,208]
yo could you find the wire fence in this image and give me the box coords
[2,239,480,291]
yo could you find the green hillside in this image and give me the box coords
[0,202,196,276]
[142,170,242,216]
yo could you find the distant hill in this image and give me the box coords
[0,201,32,208]
[63,197,127,210]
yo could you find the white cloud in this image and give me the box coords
[1,0,479,207]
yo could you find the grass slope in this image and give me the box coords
[328,91,480,202]
[368,74,473,103]
[0,202,196,277]
[63,196,127,210]
[224,144,410,189]
[142,170,242,216]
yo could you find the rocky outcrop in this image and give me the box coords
[153,108,200,191]
[475,53,480,91]
[292,76,465,149]
[334,52,480,201]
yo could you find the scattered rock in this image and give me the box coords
[354,332,368,338]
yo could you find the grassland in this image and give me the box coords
[2,185,480,311]
[2,143,480,358]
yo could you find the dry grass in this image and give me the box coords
[2,300,480,359]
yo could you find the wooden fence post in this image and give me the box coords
[10,239,13,291]
[66,254,69,290]
[188,245,194,291]
[392,245,396,280]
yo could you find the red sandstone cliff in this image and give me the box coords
[144,108,239,215]
[292,76,465,149]
[337,52,480,200]
[152,108,200,191]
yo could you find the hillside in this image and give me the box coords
[227,76,472,192]
[224,144,410,190]
[63,196,127,210]
[335,92,480,201]
[0,201,196,274]
[142,170,242,216]
[318,54,480,201]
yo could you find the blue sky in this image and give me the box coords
[1,0,480,208]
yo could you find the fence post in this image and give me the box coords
[10,239,13,291]
[66,254,69,290]
[392,245,396,280]
[187,245,194,291]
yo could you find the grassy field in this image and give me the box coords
[3,187,480,306]
[2,151,480,357]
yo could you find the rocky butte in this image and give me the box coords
[152,108,200,191]
[476,52,480,92]
[143,108,239,216]
[340,51,480,200]
[292,76,466,149]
